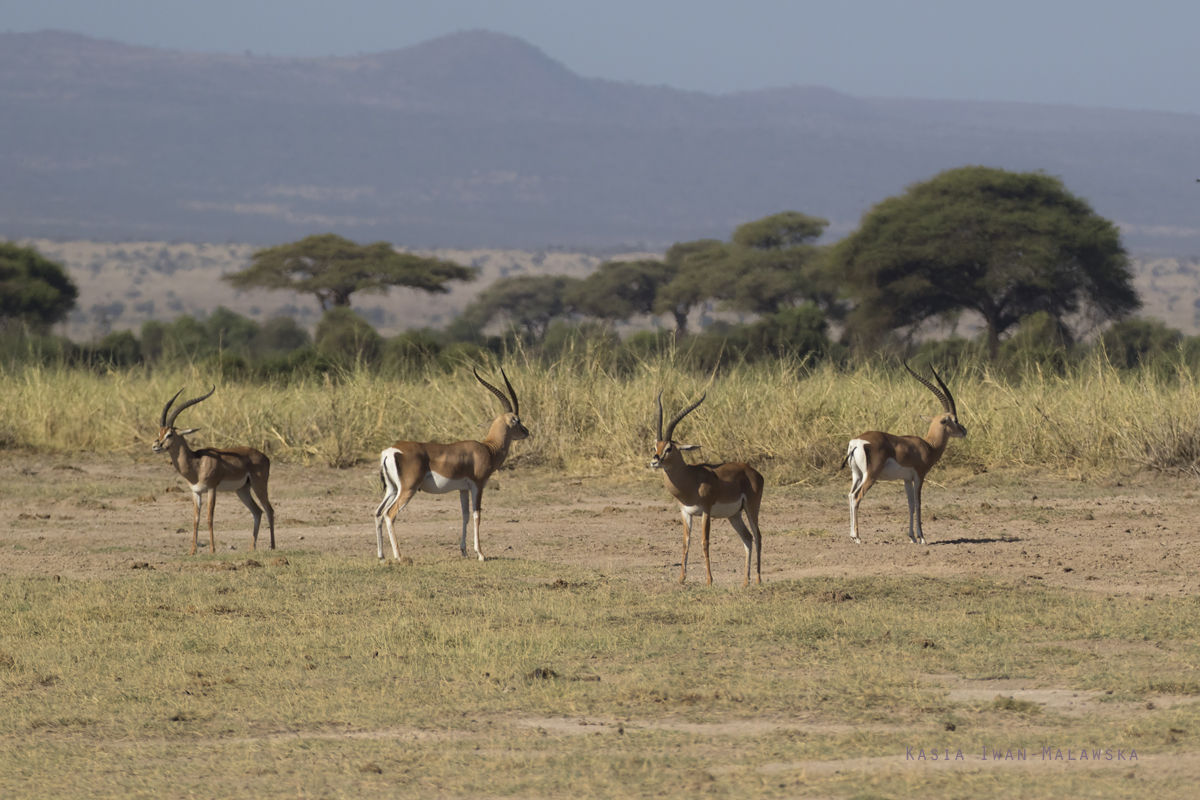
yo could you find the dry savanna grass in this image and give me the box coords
[3,555,1199,799]
[3,353,1200,479]
[4,355,1200,797]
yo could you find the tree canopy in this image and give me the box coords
[567,259,677,322]
[707,211,830,316]
[829,166,1139,358]
[650,212,831,337]
[223,233,476,310]
[652,239,726,338]
[456,274,582,341]
[0,242,79,331]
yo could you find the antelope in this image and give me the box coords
[374,368,529,562]
[844,363,967,545]
[152,386,275,555]
[651,392,765,586]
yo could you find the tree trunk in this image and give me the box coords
[986,320,1001,360]
[672,309,688,342]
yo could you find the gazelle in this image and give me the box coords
[374,368,528,562]
[152,386,275,555]
[651,392,765,586]
[844,362,967,545]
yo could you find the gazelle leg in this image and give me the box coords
[385,488,417,561]
[729,514,755,587]
[747,511,763,585]
[374,471,399,560]
[679,510,692,584]
[206,489,217,553]
[849,474,875,544]
[235,484,262,549]
[914,476,926,545]
[190,491,203,555]
[904,479,918,543]
[470,485,484,561]
[254,479,275,550]
[701,512,713,585]
[458,489,471,558]
[848,461,864,543]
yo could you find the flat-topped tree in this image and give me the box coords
[0,242,78,332]
[455,274,582,342]
[568,259,676,324]
[223,233,476,311]
[830,166,1139,359]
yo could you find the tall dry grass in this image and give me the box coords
[2,352,1199,481]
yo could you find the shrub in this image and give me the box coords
[314,308,382,365]
[257,316,312,356]
[382,329,443,374]
[1101,318,1183,369]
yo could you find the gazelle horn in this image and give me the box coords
[903,362,956,416]
[500,368,520,417]
[656,390,664,441]
[474,368,513,414]
[160,388,185,427]
[165,385,216,429]
[663,392,706,443]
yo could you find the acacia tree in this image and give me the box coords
[456,275,582,341]
[830,166,1139,358]
[223,233,476,310]
[653,212,832,338]
[0,242,78,331]
[568,259,677,323]
[711,211,831,315]
[653,239,727,338]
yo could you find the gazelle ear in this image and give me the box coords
[178,427,201,436]
[677,443,702,452]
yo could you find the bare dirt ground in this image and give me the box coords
[2,452,1196,599]
[4,453,1200,788]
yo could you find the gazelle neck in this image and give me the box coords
[657,449,700,498]
[165,432,202,482]
[922,415,958,463]
[481,416,515,466]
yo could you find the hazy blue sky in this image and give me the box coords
[6,0,1200,115]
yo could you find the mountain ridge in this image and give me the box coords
[1,29,1196,253]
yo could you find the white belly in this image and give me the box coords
[419,471,473,494]
[191,477,248,494]
[877,458,917,482]
[680,497,745,519]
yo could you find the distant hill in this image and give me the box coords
[25,239,657,341]
[1,30,1198,254]
[24,239,1200,342]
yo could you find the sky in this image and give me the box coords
[5,0,1200,116]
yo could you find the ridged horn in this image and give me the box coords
[165,385,215,429]
[500,368,520,417]
[930,365,957,417]
[655,390,664,441]
[903,362,955,416]
[474,368,513,414]
[160,388,185,427]
[663,392,706,443]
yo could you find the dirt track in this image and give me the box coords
[2,452,1196,599]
